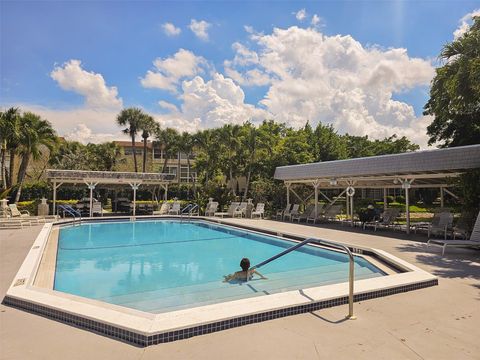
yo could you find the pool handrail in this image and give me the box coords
[252,237,356,320]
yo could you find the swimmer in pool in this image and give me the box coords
[223,258,267,282]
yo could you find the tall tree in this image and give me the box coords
[139,115,158,173]
[116,107,146,172]
[0,107,20,188]
[15,112,57,203]
[154,127,180,175]
[424,16,480,147]
[219,124,242,195]
[178,132,197,195]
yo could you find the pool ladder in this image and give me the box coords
[252,237,357,320]
[180,203,199,221]
[58,205,82,226]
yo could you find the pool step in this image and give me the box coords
[105,265,380,313]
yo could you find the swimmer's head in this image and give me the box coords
[240,258,250,271]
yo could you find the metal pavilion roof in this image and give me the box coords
[274,144,480,188]
[46,169,176,185]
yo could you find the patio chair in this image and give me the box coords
[204,202,219,216]
[452,212,472,240]
[251,203,265,219]
[234,202,248,218]
[428,211,480,255]
[8,204,45,224]
[306,203,326,224]
[214,202,239,218]
[284,204,300,221]
[276,204,292,220]
[364,208,400,231]
[153,202,171,215]
[292,204,314,223]
[413,211,453,239]
[168,201,181,215]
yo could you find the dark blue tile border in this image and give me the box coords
[2,278,438,347]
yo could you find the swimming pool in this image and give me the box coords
[55,220,385,313]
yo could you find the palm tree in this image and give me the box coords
[154,127,180,175]
[116,107,146,172]
[0,107,20,189]
[219,124,242,195]
[242,124,257,201]
[179,132,197,195]
[14,112,57,203]
[139,115,158,173]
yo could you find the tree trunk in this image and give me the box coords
[229,167,236,196]
[1,145,6,189]
[142,136,147,173]
[178,151,181,184]
[187,155,196,197]
[8,149,15,188]
[162,153,168,173]
[14,154,30,203]
[131,135,138,172]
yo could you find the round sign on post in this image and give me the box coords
[346,186,355,197]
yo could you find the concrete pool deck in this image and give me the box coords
[1,219,479,359]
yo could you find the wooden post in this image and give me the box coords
[286,183,291,205]
[440,187,444,208]
[53,180,57,215]
[383,188,387,211]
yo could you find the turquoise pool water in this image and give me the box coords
[55,220,385,313]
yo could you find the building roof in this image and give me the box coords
[273,144,480,188]
[114,141,153,149]
[46,169,175,185]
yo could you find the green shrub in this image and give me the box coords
[395,195,406,203]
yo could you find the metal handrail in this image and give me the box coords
[58,205,82,225]
[252,237,356,320]
[180,203,199,219]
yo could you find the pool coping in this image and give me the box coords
[3,216,438,346]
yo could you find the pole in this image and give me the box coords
[314,182,319,218]
[133,186,137,217]
[405,186,410,234]
[89,184,94,218]
[383,188,387,211]
[53,180,57,215]
[286,183,290,205]
[440,187,444,208]
[350,191,354,227]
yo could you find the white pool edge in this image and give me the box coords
[4,219,438,346]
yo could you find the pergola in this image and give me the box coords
[274,144,480,233]
[46,169,176,217]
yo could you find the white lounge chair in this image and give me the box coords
[413,211,453,239]
[204,202,219,216]
[168,201,181,215]
[292,204,314,223]
[428,211,480,255]
[364,208,400,231]
[153,202,171,215]
[251,203,265,219]
[284,204,299,221]
[214,202,239,218]
[276,204,292,220]
[8,204,46,224]
[306,203,326,224]
[234,202,247,218]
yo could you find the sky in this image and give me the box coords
[1,1,479,147]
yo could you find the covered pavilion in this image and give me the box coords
[274,144,480,233]
[46,169,176,217]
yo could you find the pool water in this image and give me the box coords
[54,220,385,313]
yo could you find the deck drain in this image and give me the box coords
[14,278,26,287]
[32,246,40,249]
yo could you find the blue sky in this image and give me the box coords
[1,1,479,146]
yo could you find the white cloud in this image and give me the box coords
[140,49,207,93]
[65,123,120,144]
[189,19,211,41]
[162,22,181,36]
[295,9,307,21]
[158,100,178,112]
[224,42,271,86]
[311,14,321,26]
[50,60,122,110]
[225,26,435,147]
[453,9,480,39]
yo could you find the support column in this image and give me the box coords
[129,182,141,218]
[52,181,63,215]
[401,179,414,234]
[313,180,320,218]
[440,187,444,208]
[53,180,57,215]
[350,192,354,227]
[86,182,97,218]
[383,188,388,211]
[164,184,168,201]
[286,183,291,205]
